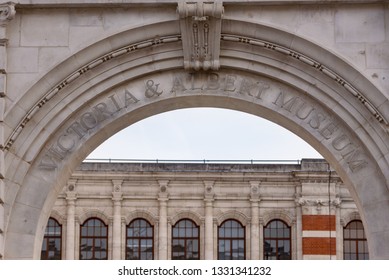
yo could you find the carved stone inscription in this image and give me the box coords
[39,71,368,172]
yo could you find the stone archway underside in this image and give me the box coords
[3,18,389,259]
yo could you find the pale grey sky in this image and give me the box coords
[86,108,323,161]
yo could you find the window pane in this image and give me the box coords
[80,219,108,260]
[126,219,154,260]
[172,219,199,260]
[41,218,62,260]
[218,220,245,260]
[218,240,225,260]
[263,220,291,260]
[344,220,369,260]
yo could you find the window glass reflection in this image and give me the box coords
[41,218,62,260]
[263,219,291,260]
[126,218,154,260]
[343,220,369,260]
[80,218,108,260]
[172,219,200,260]
[218,219,245,260]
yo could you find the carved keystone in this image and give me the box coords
[178,1,223,71]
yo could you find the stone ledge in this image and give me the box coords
[13,0,387,8]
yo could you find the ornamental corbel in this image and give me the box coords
[331,197,342,207]
[178,1,223,71]
[249,181,261,201]
[203,180,215,199]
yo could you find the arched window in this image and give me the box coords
[41,218,62,260]
[218,219,245,260]
[126,218,154,260]
[172,219,200,260]
[343,220,369,260]
[263,219,291,260]
[80,218,108,260]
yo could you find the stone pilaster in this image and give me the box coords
[294,186,303,260]
[65,180,77,260]
[0,2,15,260]
[203,181,215,260]
[249,181,260,260]
[112,180,123,260]
[158,180,169,260]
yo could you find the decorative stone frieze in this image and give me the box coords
[178,1,223,71]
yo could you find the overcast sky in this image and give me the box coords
[86,108,323,161]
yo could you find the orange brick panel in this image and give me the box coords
[302,215,336,231]
[303,237,336,255]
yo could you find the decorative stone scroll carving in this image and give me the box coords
[0,2,15,25]
[178,1,223,71]
[296,197,342,212]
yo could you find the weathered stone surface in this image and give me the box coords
[0,0,388,260]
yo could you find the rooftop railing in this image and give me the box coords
[83,158,306,164]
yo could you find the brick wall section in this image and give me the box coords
[303,237,336,255]
[302,215,336,231]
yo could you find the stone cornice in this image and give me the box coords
[12,0,388,8]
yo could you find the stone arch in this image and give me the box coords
[216,211,250,226]
[125,210,158,227]
[170,211,203,227]
[3,19,389,259]
[77,210,110,226]
[341,211,363,228]
[47,210,66,227]
[261,210,295,227]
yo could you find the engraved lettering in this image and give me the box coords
[93,102,112,122]
[273,91,299,112]
[239,79,256,96]
[332,134,352,151]
[57,134,75,152]
[342,148,368,172]
[125,90,140,106]
[39,146,67,169]
[205,72,220,90]
[190,73,203,90]
[109,94,121,111]
[319,122,338,140]
[308,111,326,130]
[171,75,187,93]
[223,74,237,92]
[249,81,269,100]
[145,80,163,98]
[296,101,315,120]
[67,122,87,138]
[80,112,98,130]
[38,72,368,173]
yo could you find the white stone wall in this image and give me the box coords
[1,0,387,260]
[47,160,360,260]
[4,2,388,107]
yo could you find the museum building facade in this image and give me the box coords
[41,159,368,260]
[1,0,388,260]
